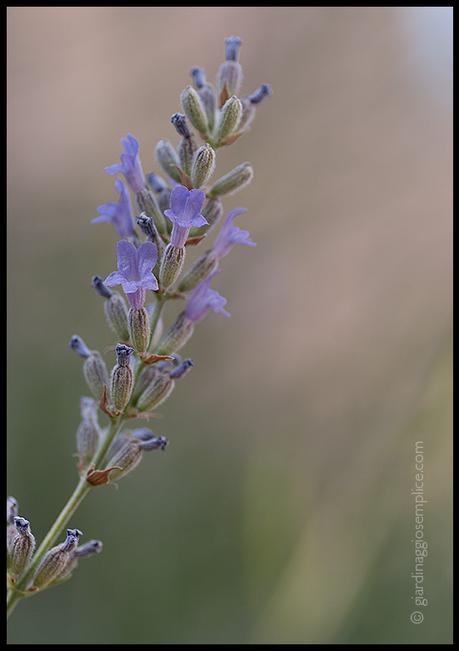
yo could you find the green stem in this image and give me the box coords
[7,416,124,619]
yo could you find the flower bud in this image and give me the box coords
[110,344,134,412]
[156,311,194,356]
[217,62,243,104]
[191,144,216,188]
[84,352,110,399]
[169,358,194,379]
[91,275,112,300]
[171,113,196,175]
[147,173,168,194]
[105,436,143,481]
[191,69,217,133]
[93,278,130,342]
[8,517,36,578]
[137,214,165,277]
[139,435,169,451]
[136,373,174,412]
[214,96,242,146]
[225,35,242,62]
[170,112,191,139]
[7,496,18,525]
[7,498,19,555]
[159,243,186,290]
[178,135,198,177]
[247,83,272,105]
[178,250,219,292]
[33,529,82,590]
[238,99,256,133]
[208,162,254,198]
[105,433,168,481]
[131,364,161,404]
[76,397,101,472]
[75,539,103,558]
[70,336,110,399]
[105,292,130,342]
[155,139,182,184]
[136,187,167,236]
[128,307,150,355]
[180,86,209,137]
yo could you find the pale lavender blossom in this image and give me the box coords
[212,207,256,260]
[185,277,230,323]
[105,240,158,309]
[105,134,146,194]
[92,179,135,238]
[164,185,208,247]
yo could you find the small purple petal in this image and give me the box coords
[140,275,159,291]
[105,271,127,287]
[136,241,158,278]
[185,277,230,323]
[91,214,112,224]
[169,185,190,217]
[117,240,138,280]
[190,213,208,228]
[105,163,123,176]
[182,189,206,225]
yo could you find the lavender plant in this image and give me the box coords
[7,36,270,619]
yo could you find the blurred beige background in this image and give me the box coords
[7,6,452,644]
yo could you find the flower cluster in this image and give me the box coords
[7,36,270,612]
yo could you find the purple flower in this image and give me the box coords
[164,185,208,248]
[105,240,158,309]
[185,277,230,323]
[212,207,256,260]
[105,134,146,194]
[92,179,135,238]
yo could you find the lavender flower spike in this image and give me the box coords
[105,133,146,194]
[185,277,230,324]
[105,240,158,309]
[92,179,136,238]
[212,207,256,260]
[164,185,208,248]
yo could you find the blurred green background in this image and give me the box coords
[7,6,452,645]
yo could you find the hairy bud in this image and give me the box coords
[105,432,168,481]
[178,250,219,292]
[93,279,130,342]
[7,496,18,525]
[76,397,101,472]
[136,373,174,413]
[159,243,186,290]
[136,187,167,236]
[208,162,254,197]
[70,336,109,399]
[110,344,134,412]
[156,311,194,356]
[191,144,216,188]
[180,86,209,137]
[217,62,243,104]
[128,307,150,355]
[8,516,36,578]
[155,139,182,184]
[33,529,82,590]
[214,96,242,146]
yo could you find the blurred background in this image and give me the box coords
[7,6,452,645]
